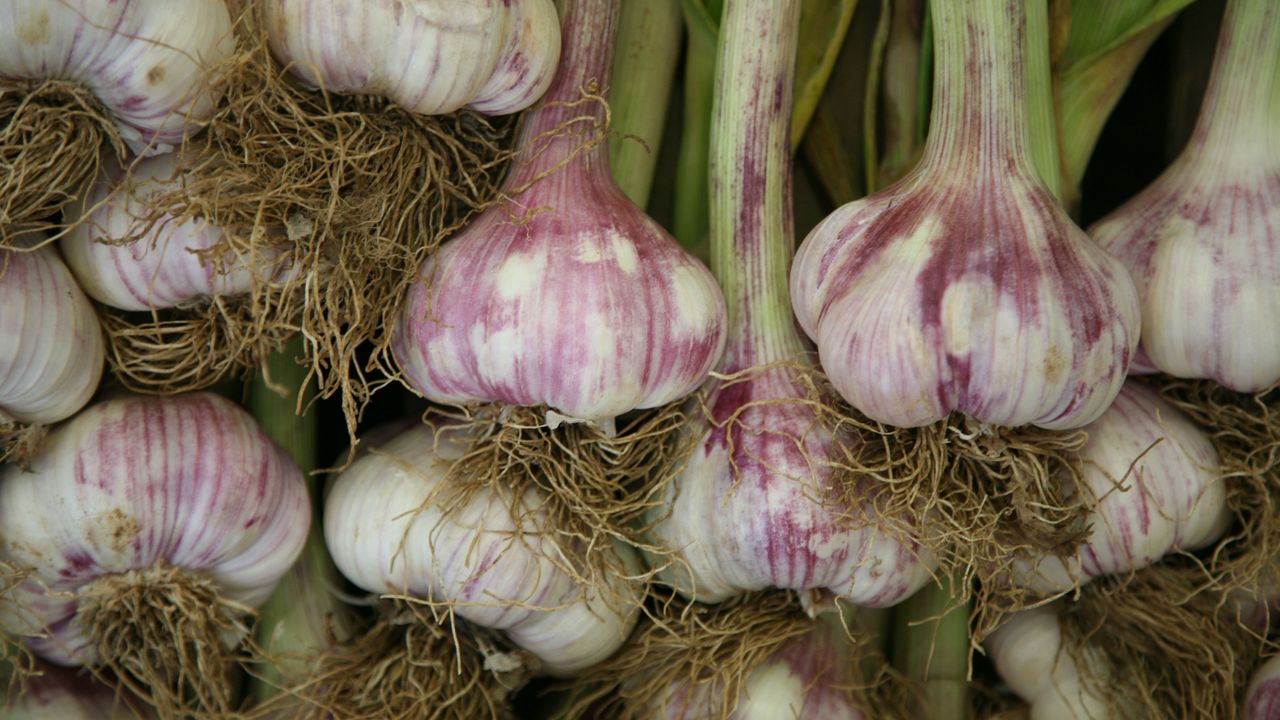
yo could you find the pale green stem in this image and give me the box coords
[248,336,351,702]
[673,0,719,261]
[1026,0,1064,202]
[893,575,969,720]
[710,0,803,369]
[608,0,683,208]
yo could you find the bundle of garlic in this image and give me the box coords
[118,1,559,433]
[790,0,1140,587]
[644,0,930,609]
[1009,381,1230,595]
[0,0,234,234]
[60,152,298,393]
[0,392,310,717]
[310,422,642,718]
[393,0,726,569]
[0,237,104,463]
[1089,0,1280,467]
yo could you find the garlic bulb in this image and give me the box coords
[1012,381,1230,594]
[10,664,151,719]
[324,423,642,675]
[986,603,1113,720]
[790,0,1139,430]
[393,0,726,423]
[647,0,930,608]
[0,240,104,425]
[658,613,865,719]
[1088,0,1280,392]
[263,0,560,116]
[0,392,310,666]
[61,154,269,311]
[0,0,235,154]
[1246,655,1280,720]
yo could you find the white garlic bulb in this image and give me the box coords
[0,393,310,666]
[0,0,235,153]
[324,423,642,676]
[61,154,264,311]
[263,0,561,116]
[1012,382,1230,593]
[0,240,104,425]
[986,604,1114,720]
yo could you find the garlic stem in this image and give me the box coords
[1186,0,1280,159]
[709,0,802,367]
[1024,0,1064,203]
[607,0,682,208]
[892,573,968,720]
[673,0,718,259]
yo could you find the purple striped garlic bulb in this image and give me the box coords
[61,154,273,311]
[392,0,726,424]
[986,603,1113,720]
[0,240,104,426]
[1011,381,1230,594]
[656,613,865,719]
[0,392,310,666]
[324,423,642,675]
[1088,0,1280,391]
[10,663,151,720]
[0,0,235,154]
[1246,656,1280,720]
[646,0,930,608]
[263,0,560,116]
[790,0,1139,430]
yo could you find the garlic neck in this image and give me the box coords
[708,0,805,370]
[1188,0,1280,163]
[918,0,1038,184]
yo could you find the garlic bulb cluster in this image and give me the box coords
[0,240,104,425]
[263,0,560,116]
[1088,0,1280,392]
[647,0,930,608]
[324,423,642,675]
[393,0,726,423]
[0,0,235,153]
[61,154,266,311]
[0,393,310,665]
[1012,381,1230,594]
[1246,655,1280,720]
[986,604,1113,720]
[790,0,1138,430]
[658,613,865,719]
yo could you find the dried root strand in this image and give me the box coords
[427,402,693,592]
[75,564,256,718]
[113,5,513,438]
[1150,376,1280,479]
[0,80,125,237]
[274,602,529,720]
[0,414,47,469]
[558,590,815,720]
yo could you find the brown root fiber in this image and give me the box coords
[75,564,256,718]
[429,402,692,588]
[117,6,512,436]
[273,602,529,720]
[0,414,47,468]
[0,80,125,237]
[558,590,818,720]
[1150,376,1280,479]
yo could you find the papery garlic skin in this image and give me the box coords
[987,604,1113,720]
[264,0,560,116]
[392,0,726,423]
[653,614,865,720]
[324,424,642,676]
[0,0,234,154]
[0,241,104,424]
[1246,655,1280,720]
[0,393,310,666]
[61,154,257,311]
[1088,0,1280,392]
[790,0,1138,430]
[1012,381,1229,594]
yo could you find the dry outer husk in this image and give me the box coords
[270,601,532,720]
[104,4,513,438]
[424,401,693,593]
[0,80,127,238]
[0,412,47,469]
[74,564,258,719]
